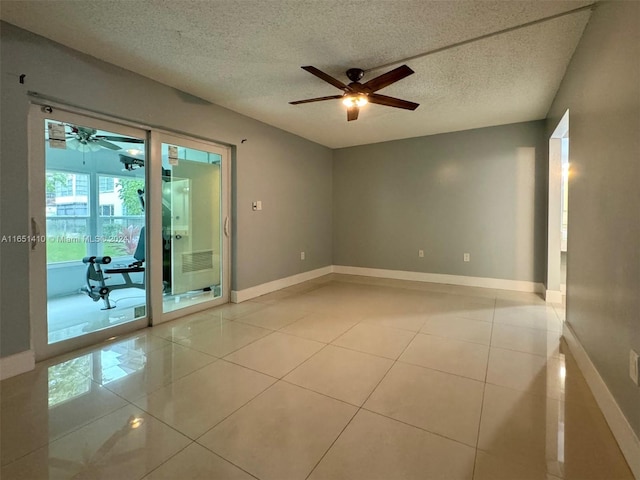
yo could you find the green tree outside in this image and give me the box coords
[116,178,145,215]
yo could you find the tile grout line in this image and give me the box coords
[146,294,507,477]
[4,278,554,477]
[192,379,282,444]
[357,406,481,450]
[471,296,497,480]
[1,338,222,468]
[304,314,426,479]
[197,447,262,480]
[138,442,196,479]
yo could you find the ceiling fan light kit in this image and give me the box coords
[59,124,144,152]
[342,94,368,107]
[290,64,419,121]
[66,137,102,152]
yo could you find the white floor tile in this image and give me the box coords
[332,323,415,359]
[421,315,493,345]
[400,333,489,381]
[285,344,393,406]
[199,381,357,480]
[308,409,475,480]
[280,312,360,343]
[143,443,254,480]
[1,404,190,480]
[176,320,272,358]
[134,360,275,439]
[491,323,561,357]
[224,332,325,378]
[364,362,484,446]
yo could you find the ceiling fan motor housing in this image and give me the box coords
[346,68,365,82]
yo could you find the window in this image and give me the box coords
[100,204,114,216]
[99,176,114,193]
[57,203,88,216]
[45,170,144,263]
[55,175,74,197]
[47,171,89,217]
[75,175,88,196]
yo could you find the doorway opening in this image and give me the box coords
[546,110,569,304]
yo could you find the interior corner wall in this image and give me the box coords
[333,121,548,283]
[546,0,640,439]
[0,21,333,358]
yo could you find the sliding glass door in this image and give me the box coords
[30,107,149,360]
[152,134,230,319]
[29,107,231,359]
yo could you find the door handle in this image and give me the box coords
[224,216,230,237]
[31,217,40,250]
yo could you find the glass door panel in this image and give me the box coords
[30,106,149,360]
[159,140,228,314]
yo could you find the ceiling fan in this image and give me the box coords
[289,65,419,121]
[65,125,144,152]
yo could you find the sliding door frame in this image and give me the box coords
[27,99,232,360]
[149,131,231,325]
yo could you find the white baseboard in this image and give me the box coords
[231,266,333,303]
[545,289,564,304]
[333,265,544,293]
[232,265,544,304]
[0,350,35,380]
[563,323,640,479]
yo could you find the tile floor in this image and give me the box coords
[1,274,634,479]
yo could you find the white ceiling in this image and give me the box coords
[0,0,592,148]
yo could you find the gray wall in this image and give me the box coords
[0,22,333,358]
[547,1,640,438]
[333,121,548,283]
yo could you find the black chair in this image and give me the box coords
[82,227,145,309]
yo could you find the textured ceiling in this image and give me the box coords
[0,0,592,148]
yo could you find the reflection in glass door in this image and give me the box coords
[159,139,228,314]
[45,120,147,342]
[30,106,149,359]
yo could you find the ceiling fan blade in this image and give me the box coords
[362,65,415,93]
[301,66,349,91]
[95,138,122,150]
[290,95,344,105]
[96,135,144,144]
[66,138,81,150]
[368,93,419,110]
[347,105,359,121]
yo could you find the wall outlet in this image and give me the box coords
[418,249,424,258]
[630,349,639,386]
[300,251,305,260]
[463,253,470,262]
